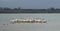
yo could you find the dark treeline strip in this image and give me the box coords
[0,7,60,13]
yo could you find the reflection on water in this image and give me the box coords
[0,13,60,31]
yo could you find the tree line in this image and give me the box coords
[0,7,60,13]
[0,7,21,10]
[0,7,60,10]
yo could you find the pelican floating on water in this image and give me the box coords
[10,18,47,24]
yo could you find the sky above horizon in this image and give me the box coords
[0,0,60,9]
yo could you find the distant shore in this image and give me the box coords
[0,9,60,13]
[0,7,60,13]
[0,13,60,14]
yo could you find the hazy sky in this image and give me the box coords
[0,0,60,9]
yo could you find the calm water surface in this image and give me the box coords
[0,13,60,31]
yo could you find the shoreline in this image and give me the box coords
[0,13,60,14]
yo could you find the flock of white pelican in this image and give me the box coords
[10,17,47,24]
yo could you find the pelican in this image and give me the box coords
[10,18,47,24]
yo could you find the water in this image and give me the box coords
[0,13,60,31]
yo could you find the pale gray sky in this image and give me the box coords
[0,0,60,9]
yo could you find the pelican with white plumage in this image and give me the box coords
[10,18,47,24]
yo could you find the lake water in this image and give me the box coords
[0,13,60,31]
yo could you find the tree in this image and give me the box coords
[50,7,55,10]
[17,7,21,10]
[13,8,18,10]
[0,7,3,10]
